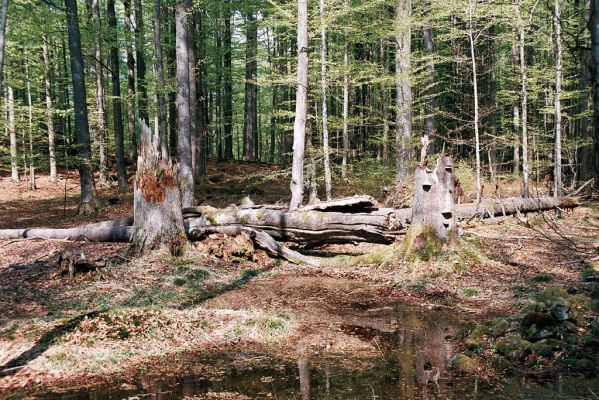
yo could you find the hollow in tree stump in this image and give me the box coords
[129,119,187,257]
[398,156,458,260]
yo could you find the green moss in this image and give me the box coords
[535,287,569,305]
[451,353,477,373]
[465,324,490,351]
[495,335,532,361]
[461,288,480,298]
[532,274,554,283]
[531,341,554,357]
[397,224,445,262]
[570,294,595,311]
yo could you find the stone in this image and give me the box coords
[451,353,477,374]
[549,304,569,322]
[531,341,554,358]
[490,319,510,338]
[495,335,532,361]
[465,324,490,351]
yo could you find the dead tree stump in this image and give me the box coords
[399,156,458,259]
[129,119,187,257]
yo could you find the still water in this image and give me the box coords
[40,306,599,399]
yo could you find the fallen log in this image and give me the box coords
[242,228,321,267]
[0,196,579,245]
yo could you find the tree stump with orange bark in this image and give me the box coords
[129,119,187,257]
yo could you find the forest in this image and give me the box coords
[0,0,599,398]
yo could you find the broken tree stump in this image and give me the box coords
[128,119,187,256]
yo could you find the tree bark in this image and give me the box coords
[154,0,168,160]
[289,0,309,210]
[175,0,194,208]
[223,1,234,160]
[554,0,564,198]
[25,60,35,190]
[134,0,148,124]
[467,0,481,203]
[188,19,198,176]
[65,0,98,214]
[8,84,18,182]
[395,0,412,186]
[0,0,8,96]
[42,37,58,183]
[124,0,137,162]
[423,4,436,143]
[243,11,258,161]
[129,119,187,256]
[107,0,128,193]
[0,196,578,245]
[516,0,530,197]
[88,0,109,188]
[319,0,332,201]
[341,1,350,181]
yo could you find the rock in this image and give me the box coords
[521,312,556,329]
[523,325,555,342]
[451,353,477,374]
[495,335,532,361]
[549,304,570,322]
[531,341,554,358]
[465,324,490,351]
[490,319,510,338]
[556,321,577,335]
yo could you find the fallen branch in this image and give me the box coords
[242,228,321,267]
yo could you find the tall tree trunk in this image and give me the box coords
[25,60,35,190]
[341,0,349,182]
[88,0,109,188]
[516,0,530,197]
[107,0,127,192]
[124,0,137,162]
[554,0,563,198]
[42,37,58,183]
[168,7,177,157]
[468,0,481,202]
[65,0,98,214]
[188,19,198,176]
[8,83,18,183]
[154,0,168,160]
[243,11,258,161]
[319,0,332,200]
[423,7,435,144]
[196,11,208,177]
[395,0,412,185]
[289,0,309,211]
[223,1,234,160]
[0,0,8,96]
[134,0,148,124]
[175,0,194,208]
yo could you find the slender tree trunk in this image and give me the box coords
[423,4,436,143]
[42,37,58,183]
[8,84,18,183]
[341,0,350,182]
[243,12,258,161]
[223,1,234,160]
[516,0,530,197]
[513,103,520,174]
[168,7,177,157]
[107,0,127,192]
[65,0,98,214]
[319,0,332,200]
[554,0,563,197]
[124,0,137,162]
[395,0,412,185]
[154,0,168,160]
[0,0,8,95]
[289,0,309,211]
[468,0,481,202]
[188,19,198,176]
[196,11,208,177]
[134,0,148,124]
[25,60,35,190]
[88,0,108,187]
[175,0,194,208]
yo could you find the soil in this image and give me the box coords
[0,163,597,397]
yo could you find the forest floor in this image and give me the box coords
[0,162,598,398]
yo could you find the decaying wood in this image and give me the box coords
[242,228,321,267]
[58,250,103,277]
[0,196,579,246]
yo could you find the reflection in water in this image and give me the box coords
[39,305,599,400]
